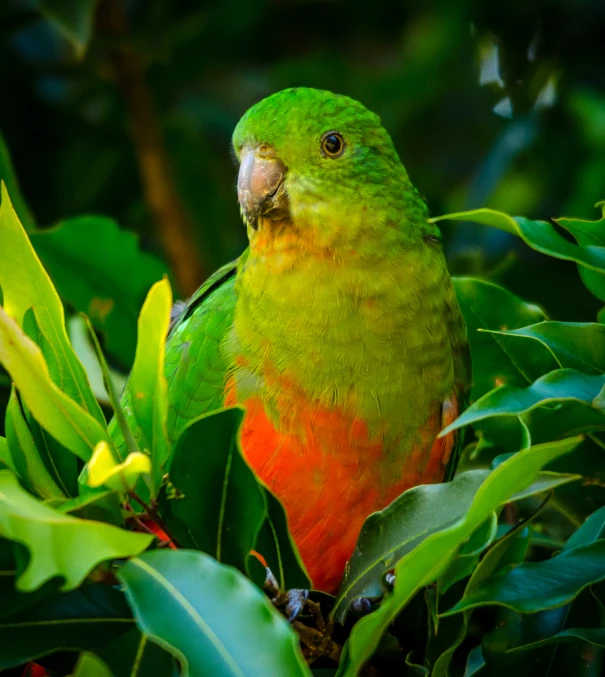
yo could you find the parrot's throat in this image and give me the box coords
[227,237,455,453]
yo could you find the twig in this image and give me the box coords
[97,0,205,295]
[129,491,181,547]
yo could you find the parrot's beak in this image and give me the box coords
[237,145,289,230]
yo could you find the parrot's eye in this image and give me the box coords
[321,132,345,158]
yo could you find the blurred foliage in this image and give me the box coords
[1,0,605,675]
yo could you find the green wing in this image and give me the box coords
[109,256,241,457]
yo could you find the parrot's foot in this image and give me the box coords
[385,572,396,588]
[351,597,372,616]
[263,567,310,622]
[285,588,310,622]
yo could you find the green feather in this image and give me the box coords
[111,87,470,484]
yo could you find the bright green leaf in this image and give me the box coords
[5,390,64,499]
[0,470,152,591]
[0,184,104,423]
[452,278,552,399]
[481,322,605,374]
[333,468,577,623]
[87,441,151,493]
[443,539,605,615]
[0,133,34,231]
[32,217,166,367]
[442,369,605,436]
[71,653,115,677]
[433,209,605,295]
[117,549,311,677]
[0,306,110,462]
[126,278,171,496]
[340,437,581,676]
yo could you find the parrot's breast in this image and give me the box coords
[222,237,460,592]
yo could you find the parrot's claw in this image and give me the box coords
[351,597,372,616]
[385,572,396,589]
[264,567,310,622]
[285,588,310,622]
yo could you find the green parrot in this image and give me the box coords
[114,87,469,594]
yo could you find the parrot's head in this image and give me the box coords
[232,87,431,252]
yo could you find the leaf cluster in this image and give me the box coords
[0,159,605,675]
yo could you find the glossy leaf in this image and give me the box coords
[0,584,134,668]
[0,133,34,231]
[126,278,171,496]
[452,278,552,399]
[87,441,151,493]
[444,539,605,615]
[0,184,104,423]
[253,489,311,591]
[5,390,63,499]
[98,628,176,677]
[71,653,115,677]
[32,218,166,367]
[339,437,581,676]
[482,321,605,374]
[556,212,605,301]
[160,408,266,575]
[442,369,605,436]
[333,468,577,623]
[433,209,605,300]
[0,306,110,462]
[117,549,311,677]
[0,470,152,591]
[510,627,605,653]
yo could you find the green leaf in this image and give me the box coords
[432,514,536,677]
[0,134,34,232]
[332,470,489,622]
[333,468,577,623]
[444,540,605,615]
[480,322,605,374]
[253,489,311,591]
[35,0,97,56]
[117,549,311,677]
[0,584,134,669]
[434,209,605,302]
[0,306,110,462]
[71,653,115,677]
[339,437,581,676]
[98,628,176,677]
[159,408,266,575]
[126,278,171,496]
[437,514,498,595]
[452,278,552,400]
[0,184,104,423]
[31,217,166,367]
[442,369,605,436]
[556,212,605,301]
[5,390,64,499]
[0,538,60,623]
[510,627,605,653]
[0,470,152,591]
[0,435,10,470]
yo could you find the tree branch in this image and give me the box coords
[98,0,206,296]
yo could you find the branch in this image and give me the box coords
[97,0,206,296]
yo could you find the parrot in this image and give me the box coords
[113,87,469,594]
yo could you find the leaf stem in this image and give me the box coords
[129,491,181,548]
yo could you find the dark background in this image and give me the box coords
[1,0,604,316]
